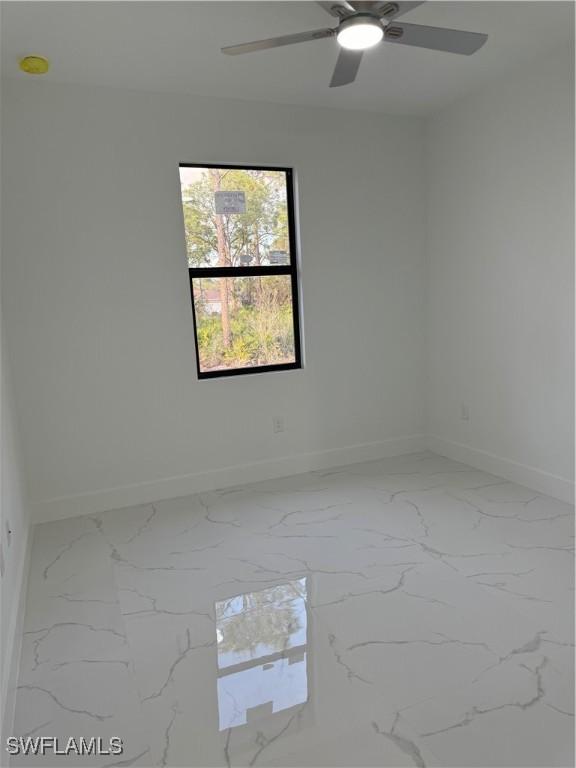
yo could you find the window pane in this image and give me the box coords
[180,166,291,268]
[192,276,296,373]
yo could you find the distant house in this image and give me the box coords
[201,288,221,315]
[269,250,289,265]
[236,251,288,266]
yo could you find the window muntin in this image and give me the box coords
[179,164,301,378]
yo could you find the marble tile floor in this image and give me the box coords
[10,451,575,767]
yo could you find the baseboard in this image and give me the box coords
[427,435,574,505]
[1,523,32,760]
[31,434,426,523]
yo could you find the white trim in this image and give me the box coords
[31,435,426,523]
[427,435,574,505]
[1,523,32,750]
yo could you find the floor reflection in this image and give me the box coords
[215,577,309,730]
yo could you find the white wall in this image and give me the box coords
[425,46,575,502]
[0,212,31,744]
[1,80,426,522]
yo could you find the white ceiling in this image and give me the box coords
[1,1,573,116]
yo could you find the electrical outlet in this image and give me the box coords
[272,416,285,434]
[460,403,470,421]
[5,520,12,547]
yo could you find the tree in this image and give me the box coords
[209,168,232,349]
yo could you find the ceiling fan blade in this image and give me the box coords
[222,27,334,55]
[316,1,356,18]
[384,22,487,54]
[330,49,363,87]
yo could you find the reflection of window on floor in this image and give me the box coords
[215,578,308,731]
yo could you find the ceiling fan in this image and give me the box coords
[221,2,488,87]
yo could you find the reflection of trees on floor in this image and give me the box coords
[215,578,309,730]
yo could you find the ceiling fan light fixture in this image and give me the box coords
[336,15,384,50]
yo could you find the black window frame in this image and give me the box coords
[181,163,302,380]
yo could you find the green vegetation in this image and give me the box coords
[194,277,294,371]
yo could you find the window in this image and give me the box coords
[179,164,302,378]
